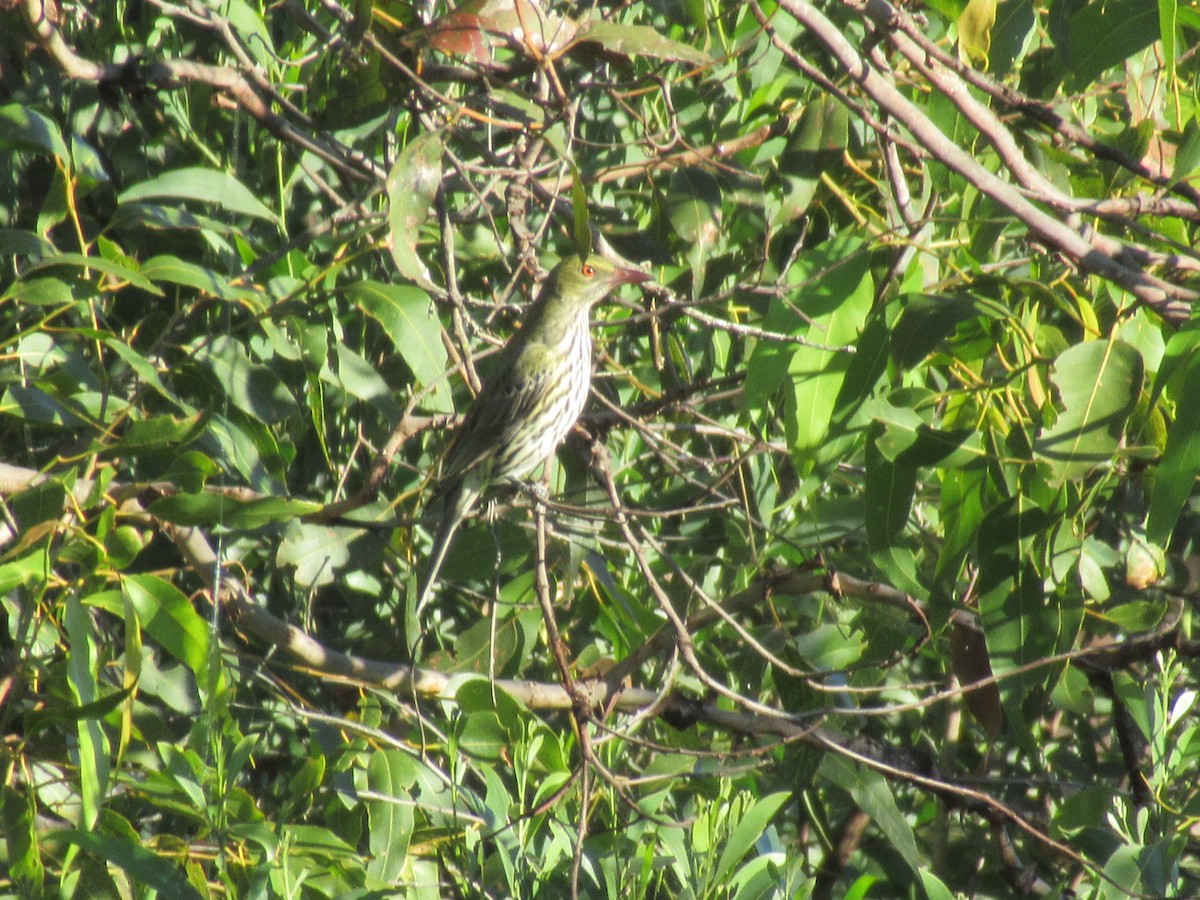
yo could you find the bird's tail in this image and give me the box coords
[415,516,460,617]
[414,483,474,620]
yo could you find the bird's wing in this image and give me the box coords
[437,344,555,489]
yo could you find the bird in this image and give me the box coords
[416,253,651,613]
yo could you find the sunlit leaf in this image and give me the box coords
[1034,339,1144,484]
[386,131,444,290]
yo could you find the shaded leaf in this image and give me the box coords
[56,830,202,900]
[195,335,302,424]
[118,167,276,221]
[1147,355,1200,544]
[0,103,70,160]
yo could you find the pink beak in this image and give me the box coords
[611,266,652,286]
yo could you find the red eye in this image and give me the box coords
[581,264,595,277]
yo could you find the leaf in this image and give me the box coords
[889,292,1002,368]
[108,413,207,452]
[976,496,1081,751]
[0,227,54,258]
[570,159,592,260]
[55,830,202,900]
[195,335,302,424]
[149,493,323,529]
[1147,355,1200,544]
[140,255,233,296]
[957,0,998,67]
[276,522,353,588]
[667,167,721,299]
[1065,0,1160,89]
[64,593,109,830]
[747,235,873,467]
[118,167,277,221]
[865,423,916,546]
[333,343,404,419]
[1160,0,1178,82]
[1,276,74,307]
[776,97,848,223]
[1034,339,1143,484]
[666,167,722,245]
[349,280,450,411]
[22,251,163,295]
[0,385,89,427]
[1,786,43,888]
[386,131,444,290]
[572,19,710,65]
[0,103,70,160]
[1171,118,1200,187]
[121,574,211,681]
[365,750,418,883]
[712,792,792,887]
[819,756,921,875]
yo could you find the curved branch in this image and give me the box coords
[18,0,381,182]
[771,0,1197,324]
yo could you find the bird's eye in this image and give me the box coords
[581,264,595,277]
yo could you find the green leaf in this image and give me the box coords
[776,97,848,223]
[276,522,353,588]
[107,413,207,452]
[747,234,873,466]
[1,276,75,307]
[24,685,136,737]
[1034,339,1144,484]
[666,167,722,246]
[21,252,163,295]
[820,755,921,874]
[120,573,211,680]
[573,20,711,66]
[195,335,302,423]
[0,103,70,159]
[140,255,232,296]
[386,131,444,290]
[64,592,109,830]
[977,496,1081,750]
[349,280,450,411]
[149,493,323,529]
[712,791,792,887]
[570,158,592,260]
[1170,117,1200,186]
[118,167,277,221]
[365,750,418,883]
[1065,0,1160,88]
[55,830,202,900]
[1147,355,1200,544]
[0,227,54,257]
[1159,0,1178,82]
[333,342,403,419]
[1,786,43,888]
[865,425,918,581]
[889,292,1002,368]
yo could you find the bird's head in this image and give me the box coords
[543,254,651,308]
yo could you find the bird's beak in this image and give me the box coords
[611,266,652,287]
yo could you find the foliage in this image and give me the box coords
[2,0,1200,897]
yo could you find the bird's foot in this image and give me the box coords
[517,479,550,506]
